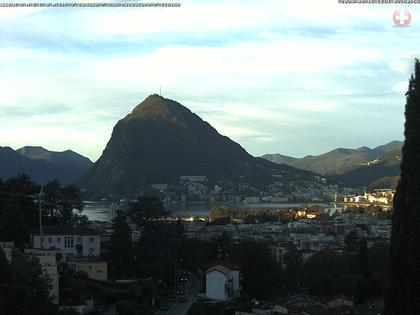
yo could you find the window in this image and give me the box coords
[57,237,61,243]
[77,237,81,243]
[64,236,74,248]
[48,237,52,243]
[89,248,94,255]
[89,237,94,243]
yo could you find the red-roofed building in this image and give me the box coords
[206,263,240,301]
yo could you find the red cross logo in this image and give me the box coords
[393,10,411,27]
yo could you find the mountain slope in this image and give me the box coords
[17,146,92,170]
[260,153,297,165]
[289,147,384,176]
[80,94,319,196]
[374,140,403,153]
[262,141,403,188]
[330,148,401,188]
[0,146,92,185]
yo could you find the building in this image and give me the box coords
[206,263,240,301]
[0,241,14,262]
[67,258,108,281]
[30,226,101,257]
[180,175,207,182]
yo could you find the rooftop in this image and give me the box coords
[206,261,239,274]
[31,225,100,236]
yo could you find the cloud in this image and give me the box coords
[392,81,409,94]
[0,0,418,160]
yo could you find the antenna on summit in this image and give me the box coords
[159,85,162,96]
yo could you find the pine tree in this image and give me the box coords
[385,59,420,314]
[0,175,38,247]
[109,212,133,279]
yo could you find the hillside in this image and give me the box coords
[260,153,297,165]
[0,146,92,185]
[290,147,384,176]
[330,149,401,188]
[17,146,92,170]
[262,141,403,188]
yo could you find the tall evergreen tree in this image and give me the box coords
[109,212,133,279]
[0,174,39,247]
[385,59,420,314]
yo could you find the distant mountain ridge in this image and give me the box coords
[0,146,92,184]
[262,140,403,188]
[17,146,92,169]
[260,153,297,165]
[80,94,320,196]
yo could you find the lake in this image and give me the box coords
[81,201,333,222]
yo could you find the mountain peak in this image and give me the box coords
[124,94,191,123]
[375,140,403,153]
[18,146,48,155]
[80,96,317,196]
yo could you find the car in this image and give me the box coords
[160,303,169,311]
[179,276,188,282]
[168,296,176,302]
[176,290,184,295]
[178,297,187,303]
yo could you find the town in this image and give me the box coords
[129,175,338,205]
[0,174,393,315]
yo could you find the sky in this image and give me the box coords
[0,0,419,162]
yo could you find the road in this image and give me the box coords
[156,274,201,315]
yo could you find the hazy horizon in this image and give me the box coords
[3,133,403,163]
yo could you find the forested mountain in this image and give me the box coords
[80,94,319,196]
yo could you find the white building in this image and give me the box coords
[30,226,101,257]
[0,241,14,262]
[206,264,240,301]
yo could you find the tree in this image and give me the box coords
[128,196,167,225]
[284,245,302,289]
[0,174,39,247]
[299,250,346,296]
[344,230,370,277]
[1,249,57,315]
[230,240,281,299]
[43,180,83,225]
[0,250,10,315]
[0,175,84,248]
[110,212,133,279]
[330,273,370,304]
[344,230,361,253]
[208,205,231,221]
[385,59,420,314]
